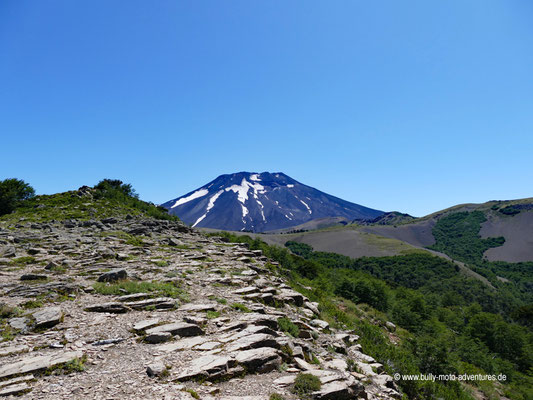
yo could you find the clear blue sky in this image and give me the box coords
[1,1,532,217]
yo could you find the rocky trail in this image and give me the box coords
[0,215,401,399]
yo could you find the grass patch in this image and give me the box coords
[269,394,286,400]
[292,373,321,396]
[231,303,251,313]
[184,388,200,399]
[45,355,87,375]
[93,280,189,302]
[152,260,169,268]
[208,296,227,305]
[206,310,220,319]
[21,300,44,309]
[9,256,37,266]
[278,317,300,337]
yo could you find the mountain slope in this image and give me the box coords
[162,172,383,232]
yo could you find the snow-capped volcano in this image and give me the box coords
[161,172,383,232]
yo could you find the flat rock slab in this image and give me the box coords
[234,286,259,295]
[156,336,209,352]
[85,302,130,313]
[8,282,78,297]
[179,303,217,312]
[145,332,172,344]
[234,347,280,373]
[146,322,204,337]
[133,318,161,332]
[0,382,31,396]
[176,354,233,381]
[0,350,83,379]
[238,314,278,330]
[0,344,30,357]
[118,293,151,302]
[125,297,176,310]
[32,306,62,330]
[20,274,48,281]
[217,397,269,400]
[0,374,34,389]
[226,333,279,352]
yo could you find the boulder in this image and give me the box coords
[97,269,127,282]
[146,361,167,378]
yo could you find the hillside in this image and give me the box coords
[162,172,383,232]
[0,187,401,400]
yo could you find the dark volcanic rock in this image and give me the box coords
[97,269,127,282]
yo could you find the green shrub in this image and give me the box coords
[269,394,286,400]
[278,317,300,337]
[206,310,220,319]
[0,178,35,216]
[292,373,321,395]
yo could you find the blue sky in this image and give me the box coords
[1,1,532,216]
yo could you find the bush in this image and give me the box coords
[292,373,321,395]
[278,317,300,337]
[94,179,138,199]
[0,178,35,216]
[269,394,286,400]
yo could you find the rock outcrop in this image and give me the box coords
[0,216,400,399]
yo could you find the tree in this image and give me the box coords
[94,179,138,199]
[0,178,35,215]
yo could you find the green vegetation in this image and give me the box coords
[184,388,200,399]
[99,231,146,247]
[277,317,300,337]
[46,355,87,375]
[21,300,44,309]
[424,210,533,311]
[93,280,188,302]
[208,231,533,400]
[0,303,20,341]
[206,310,220,319]
[292,373,321,396]
[231,302,251,313]
[269,394,286,400]
[429,211,505,264]
[0,178,35,216]
[499,205,521,216]
[8,256,37,266]
[0,178,178,224]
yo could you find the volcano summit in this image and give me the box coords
[162,172,383,232]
